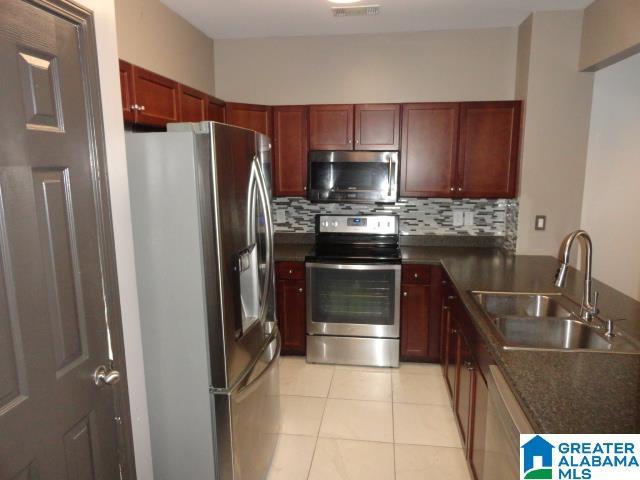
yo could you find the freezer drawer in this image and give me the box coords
[214,331,281,480]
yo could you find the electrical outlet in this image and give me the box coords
[453,211,464,227]
[464,211,474,226]
[535,215,546,231]
[276,210,286,223]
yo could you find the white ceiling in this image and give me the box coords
[160,0,594,40]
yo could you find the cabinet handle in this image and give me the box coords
[414,273,418,278]
[442,306,450,311]
[303,186,307,191]
[139,105,146,111]
[403,291,408,297]
[442,280,447,285]
[298,288,304,293]
[288,269,293,274]
[130,104,139,111]
[457,187,462,192]
[450,187,454,192]
[447,295,457,300]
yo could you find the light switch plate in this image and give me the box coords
[535,215,546,231]
[453,211,464,227]
[464,211,474,226]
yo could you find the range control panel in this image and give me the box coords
[317,215,398,235]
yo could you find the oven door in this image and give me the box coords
[306,262,401,338]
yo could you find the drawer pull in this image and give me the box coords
[298,288,304,294]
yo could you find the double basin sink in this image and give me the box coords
[471,291,640,354]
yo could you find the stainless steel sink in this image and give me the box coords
[470,291,640,354]
[472,292,573,318]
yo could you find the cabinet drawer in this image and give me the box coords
[402,265,431,284]
[276,261,305,280]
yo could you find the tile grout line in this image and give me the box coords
[305,365,335,480]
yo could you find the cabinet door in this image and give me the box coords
[400,283,430,361]
[273,106,308,197]
[445,313,459,400]
[277,279,306,355]
[457,101,521,198]
[119,60,135,123]
[225,102,272,137]
[455,336,474,448]
[400,103,459,197]
[131,66,180,127]
[179,84,207,122]
[354,104,400,150]
[309,104,354,150]
[207,96,225,123]
[469,370,488,480]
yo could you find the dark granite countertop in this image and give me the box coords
[275,240,640,433]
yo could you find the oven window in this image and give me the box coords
[310,267,396,325]
[310,162,390,192]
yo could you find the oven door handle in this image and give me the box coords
[305,262,401,271]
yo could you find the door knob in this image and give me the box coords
[403,291,408,297]
[93,365,121,386]
[298,288,304,293]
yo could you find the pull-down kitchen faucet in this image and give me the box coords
[554,230,599,321]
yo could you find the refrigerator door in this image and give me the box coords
[200,122,276,389]
[213,330,281,480]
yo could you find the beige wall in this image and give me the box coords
[515,11,594,257]
[115,0,215,94]
[78,0,153,477]
[581,52,640,300]
[214,28,518,105]
[580,0,640,71]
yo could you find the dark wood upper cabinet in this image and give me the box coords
[178,84,207,122]
[354,104,400,150]
[457,101,521,198]
[309,104,354,150]
[130,65,180,127]
[400,103,459,197]
[225,102,272,137]
[207,96,226,123]
[119,60,135,123]
[273,106,309,197]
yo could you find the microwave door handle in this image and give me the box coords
[388,156,393,197]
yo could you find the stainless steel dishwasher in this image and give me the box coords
[483,365,535,479]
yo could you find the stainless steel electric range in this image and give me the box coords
[305,214,401,367]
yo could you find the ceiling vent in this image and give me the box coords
[331,5,380,17]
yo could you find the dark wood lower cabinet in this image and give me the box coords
[400,283,430,361]
[455,336,474,448]
[276,262,306,355]
[469,370,488,479]
[445,313,459,399]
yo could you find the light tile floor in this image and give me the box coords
[267,357,471,480]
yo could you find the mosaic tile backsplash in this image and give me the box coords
[272,197,519,249]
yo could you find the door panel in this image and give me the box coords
[207,96,225,122]
[355,104,400,150]
[400,283,430,361]
[400,103,458,197]
[457,101,521,198]
[309,104,354,150]
[273,106,308,197]
[118,60,134,123]
[225,102,272,137]
[32,168,88,374]
[179,85,207,122]
[132,66,180,127]
[1,1,126,478]
[277,279,306,355]
[456,337,473,448]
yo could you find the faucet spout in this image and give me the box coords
[555,230,598,321]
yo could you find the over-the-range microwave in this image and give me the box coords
[307,150,399,204]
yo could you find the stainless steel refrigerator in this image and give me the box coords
[126,122,280,480]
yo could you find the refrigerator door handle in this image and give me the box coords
[248,156,274,326]
[235,331,280,399]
